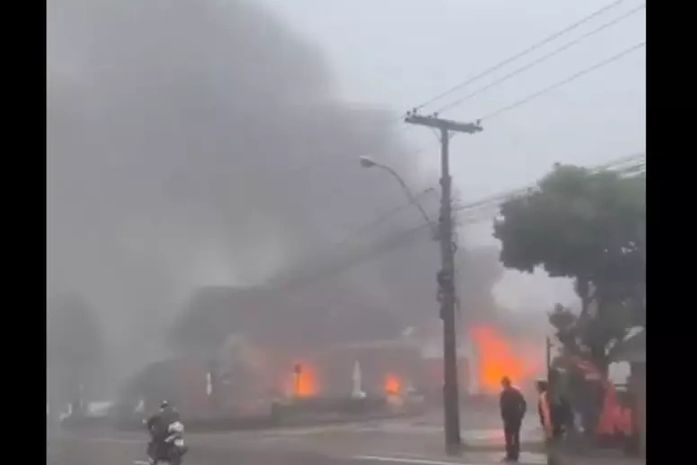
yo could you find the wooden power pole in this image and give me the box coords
[546,336,552,382]
[404,113,482,455]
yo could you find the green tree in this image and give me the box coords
[494,165,645,371]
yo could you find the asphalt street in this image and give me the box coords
[47,410,547,465]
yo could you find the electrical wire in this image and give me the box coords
[277,153,644,291]
[296,1,639,199]
[411,0,630,112]
[480,41,645,121]
[434,4,645,114]
[452,153,645,214]
[334,187,437,246]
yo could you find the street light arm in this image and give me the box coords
[374,163,436,232]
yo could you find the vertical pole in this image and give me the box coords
[546,336,552,382]
[403,113,481,455]
[294,364,302,398]
[439,127,461,454]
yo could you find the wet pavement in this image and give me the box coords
[48,409,547,465]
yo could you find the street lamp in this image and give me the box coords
[359,156,438,238]
[359,156,378,168]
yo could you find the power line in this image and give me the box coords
[338,153,644,259]
[480,41,645,121]
[334,187,437,246]
[411,0,629,112]
[452,153,645,214]
[340,2,634,175]
[591,152,646,171]
[279,2,639,208]
[293,2,637,199]
[434,4,646,114]
[275,153,645,290]
[400,157,646,242]
[277,154,648,290]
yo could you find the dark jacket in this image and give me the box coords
[147,408,181,441]
[500,387,527,423]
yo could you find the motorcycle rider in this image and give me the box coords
[146,401,181,464]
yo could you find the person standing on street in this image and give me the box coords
[500,376,527,462]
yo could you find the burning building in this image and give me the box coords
[118,320,546,422]
[313,339,422,398]
[118,268,547,418]
[469,323,545,395]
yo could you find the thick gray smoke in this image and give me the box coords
[47,0,430,384]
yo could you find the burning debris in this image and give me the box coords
[383,374,402,396]
[288,362,319,399]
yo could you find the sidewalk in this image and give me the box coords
[353,450,548,465]
[550,449,645,465]
[366,433,547,464]
[285,420,548,464]
[188,407,550,464]
[543,435,645,465]
[353,442,645,465]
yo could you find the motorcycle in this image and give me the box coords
[145,420,188,465]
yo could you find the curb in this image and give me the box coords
[64,409,422,434]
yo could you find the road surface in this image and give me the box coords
[47,410,547,465]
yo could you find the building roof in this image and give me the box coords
[328,338,420,351]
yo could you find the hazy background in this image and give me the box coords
[261,0,645,306]
[47,0,645,394]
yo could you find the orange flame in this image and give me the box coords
[384,373,402,395]
[287,362,318,398]
[470,325,540,393]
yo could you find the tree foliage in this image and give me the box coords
[494,165,645,369]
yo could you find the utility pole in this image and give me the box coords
[405,112,482,455]
[546,336,552,382]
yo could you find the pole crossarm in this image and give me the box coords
[405,113,484,134]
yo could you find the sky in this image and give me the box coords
[258,0,646,310]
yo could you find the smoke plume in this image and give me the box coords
[48,0,428,383]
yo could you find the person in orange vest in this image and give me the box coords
[536,379,553,441]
